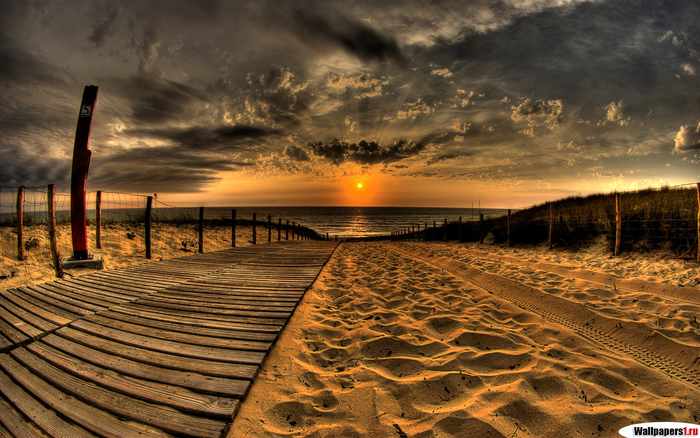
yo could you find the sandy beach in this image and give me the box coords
[0,223,258,290]
[229,241,700,437]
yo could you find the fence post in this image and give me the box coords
[286,220,289,240]
[458,217,462,242]
[16,186,24,261]
[145,196,152,259]
[232,209,236,247]
[696,183,699,263]
[507,209,512,247]
[278,218,282,241]
[268,215,272,243]
[95,191,102,249]
[253,213,257,245]
[199,207,204,253]
[292,222,296,240]
[47,184,64,278]
[548,202,554,250]
[479,214,484,244]
[615,193,622,256]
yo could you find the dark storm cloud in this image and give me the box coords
[91,145,254,192]
[0,33,67,85]
[87,4,122,49]
[308,139,424,165]
[284,145,310,162]
[125,125,276,152]
[286,9,405,64]
[117,76,207,125]
[0,152,71,187]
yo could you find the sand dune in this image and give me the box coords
[229,241,700,438]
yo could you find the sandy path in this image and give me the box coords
[228,242,700,438]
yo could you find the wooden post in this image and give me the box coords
[47,184,64,278]
[252,213,257,245]
[507,209,512,247]
[286,220,289,240]
[232,209,236,247]
[16,186,24,261]
[614,193,622,256]
[697,183,699,263]
[95,191,102,249]
[268,215,272,243]
[198,206,204,253]
[479,214,484,244]
[292,222,296,240]
[145,196,152,259]
[278,218,282,241]
[548,202,554,250]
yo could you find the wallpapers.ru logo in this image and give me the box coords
[619,423,700,437]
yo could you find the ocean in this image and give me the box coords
[218,207,510,238]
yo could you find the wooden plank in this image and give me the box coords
[122,302,288,326]
[2,290,73,326]
[0,335,11,352]
[0,362,97,438]
[35,282,122,308]
[11,349,228,438]
[127,299,291,321]
[0,303,44,340]
[20,286,97,316]
[108,306,280,339]
[57,327,259,379]
[26,341,238,419]
[0,354,170,438]
[42,334,251,397]
[0,319,28,346]
[139,295,297,312]
[71,320,266,365]
[0,295,57,333]
[84,314,272,351]
[150,290,300,305]
[55,278,138,301]
[63,276,154,296]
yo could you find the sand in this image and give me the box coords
[0,223,258,289]
[228,241,700,438]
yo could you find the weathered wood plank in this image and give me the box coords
[11,348,228,438]
[19,286,96,316]
[0,360,97,438]
[0,303,44,340]
[126,299,292,321]
[0,394,62,438]
[0,354,170,438]
[26,341,239,420]
[35,282,122,308]
[122,302,288,326]
[71,319,266,364]
[0,319,28,346]
[42,334,251,397]
[57,327,259,379]
[2,290,73,326]
[0,295,57,333]
[139,295,297,312]
[108,306,280,340]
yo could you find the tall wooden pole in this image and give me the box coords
[47,184,63,278]
[70,85,98,260]
[507,209,512,248]
[232,209,236,247]
[615,193,622,256]
[16,186,24,261]
[198,207,204,253]
[253,213,257,245]
[145,196,153,259]
[695,183,700,263]
[548,202,554,250]
[95,191,102,249]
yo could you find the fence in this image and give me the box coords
[0,185,322,283]
[392,184,700,261]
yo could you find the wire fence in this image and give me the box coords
[0,186,320,286]
[393,184,700,260]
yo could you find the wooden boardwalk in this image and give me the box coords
[0,240,338,438]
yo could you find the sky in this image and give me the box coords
[1,0,699,208]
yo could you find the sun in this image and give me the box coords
[357,183,363,189]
